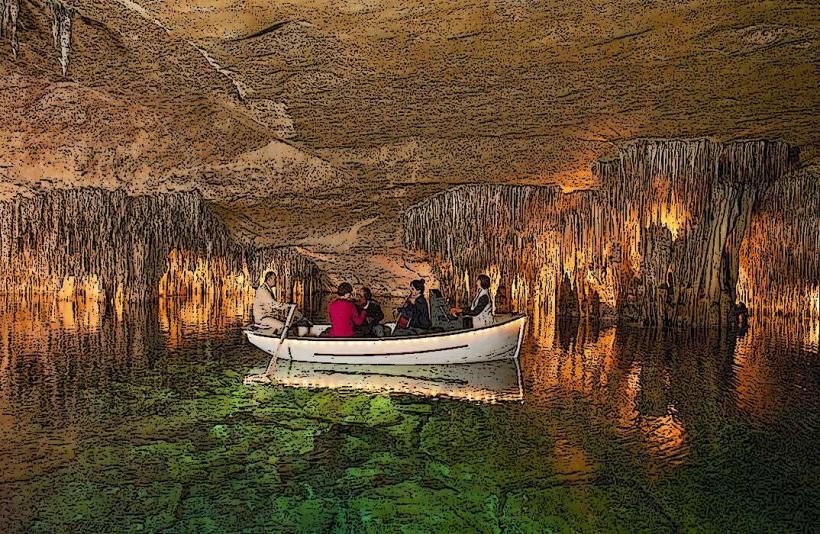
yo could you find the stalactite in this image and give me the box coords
[738,166,820,318]
[596,139,793,327]
[0,189,327,316]
[402,184,611,324]
[404,139,802,327]
[50,0,73,76]
[0,0,20,57]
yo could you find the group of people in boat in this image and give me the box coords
[252,271,495,338]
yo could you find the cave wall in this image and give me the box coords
[738,166,819,318]
[403,184,613,333]
[0,188,326,315]
[594,139,795,326]
[404,139,809,327]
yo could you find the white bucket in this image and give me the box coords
[296,326,309,337]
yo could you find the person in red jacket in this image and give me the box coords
[326,282,366,337]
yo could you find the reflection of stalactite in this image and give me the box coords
[404,139,799,327]
[0,0,20,57]
[0,295,161,419]
[0,189,327,317]
[51,0,74,76]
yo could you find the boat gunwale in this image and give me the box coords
[245,313,527,343]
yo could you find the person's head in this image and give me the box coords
[264,271,276,286]
[410,279,425,296]
[477,274,491,290]
[337,282,354,299]
[361,287,373,301]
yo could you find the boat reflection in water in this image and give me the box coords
[247,359,524,403]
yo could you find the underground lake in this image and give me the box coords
[0,295,817,532]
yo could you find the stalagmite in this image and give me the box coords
[0,0,20,57]
[404,139,803,327]
[0,189,327,316]
[51,0,73,76]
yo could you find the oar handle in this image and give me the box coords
[264,303,298,375]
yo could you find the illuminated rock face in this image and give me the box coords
[405,139,807,327]
[596,139,796,326]
[403,184,610,324]
[0,189,326,315]
[739,166,820,319]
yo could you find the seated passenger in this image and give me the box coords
[460,274,494,328]
[393,279,432,336]
[326,282,366,337]
[253,271,301,332]
[494,283,512,314]
[355,286,385,337]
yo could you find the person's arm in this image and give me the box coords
[352,304,367,326]
[462,294,490,317]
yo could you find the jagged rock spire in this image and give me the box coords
[0,0,20,57]
[51,0,74,76]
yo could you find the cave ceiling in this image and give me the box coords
[1,0,817,244]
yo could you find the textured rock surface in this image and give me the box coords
[0,0,817,314]
[0,189,326,313]
[1,1,817,228]
[738,165,820,317]
[404,139,812,326]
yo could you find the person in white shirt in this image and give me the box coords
[460,274,494,328]
[252,271,300,332]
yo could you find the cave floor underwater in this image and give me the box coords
[0,295,817,533]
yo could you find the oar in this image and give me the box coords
[264,303,298,376]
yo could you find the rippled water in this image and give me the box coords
[0,296,818,532]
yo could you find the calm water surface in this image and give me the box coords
[0,296,818,532]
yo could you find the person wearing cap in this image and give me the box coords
[326,282,367,337]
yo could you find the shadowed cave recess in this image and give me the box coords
[1,139,816,329]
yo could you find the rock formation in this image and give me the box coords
[50,1,74,76]
[405,139,809,327]
[595,139,796,326]
[0,189,327,315]
[0,0,19,57]
[738,166,820,318]
[403,184,609,322]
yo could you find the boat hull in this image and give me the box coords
[245,315,527,365]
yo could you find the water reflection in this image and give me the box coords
[522,317,819,475]
[0,295,818,531]
[2,295,817,433]
[254,360,524,403]
[0,295,251,427]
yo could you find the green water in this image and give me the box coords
[1,297,818,532]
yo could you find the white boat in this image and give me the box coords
[244,314,527,366]
[245,359,524,403]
